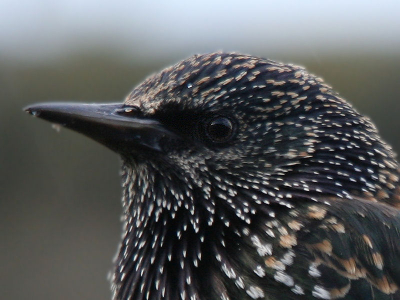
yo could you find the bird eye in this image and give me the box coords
[205,116,235,143]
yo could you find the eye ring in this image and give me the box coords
[205,115,236,143]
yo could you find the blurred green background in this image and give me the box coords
[1,1,400,300]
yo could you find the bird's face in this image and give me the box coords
[25,53,399,208]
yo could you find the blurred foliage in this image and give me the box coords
[1,52,400,300]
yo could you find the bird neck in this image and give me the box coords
[111,160,215,300]
[110,144,400,300]
[112,160,284,300]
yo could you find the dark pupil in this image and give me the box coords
[207,117,233,142]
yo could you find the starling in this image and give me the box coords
[25,53,400,300]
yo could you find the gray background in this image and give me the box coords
[1,1,400,299]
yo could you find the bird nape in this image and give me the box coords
[25,52,400,300]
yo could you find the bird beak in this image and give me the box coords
[24,102,177,155]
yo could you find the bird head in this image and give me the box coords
[25,52,400,300]
[25,53,399,205]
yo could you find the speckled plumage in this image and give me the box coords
[27,53,400,300]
